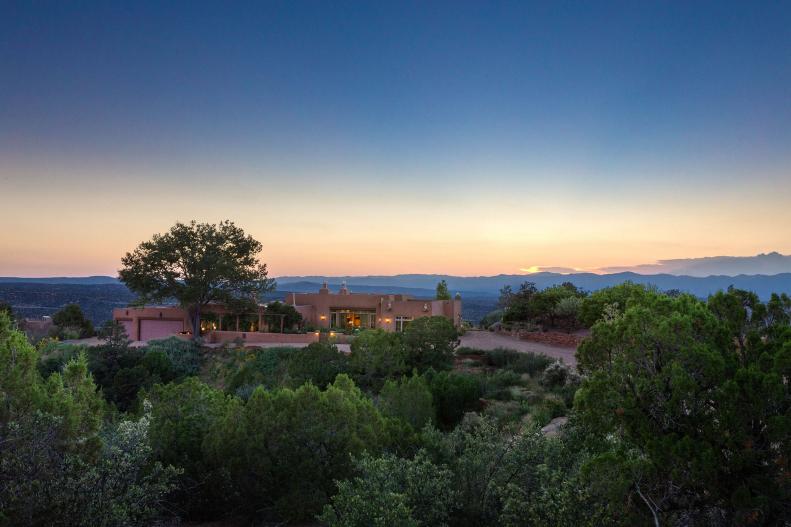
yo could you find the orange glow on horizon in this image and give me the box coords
[1,161,790,277]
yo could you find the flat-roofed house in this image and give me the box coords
[113,282,461,343]
[284,281,462,332]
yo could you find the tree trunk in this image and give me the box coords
[191,304,201,340]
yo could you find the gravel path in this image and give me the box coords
[460,330,577,366]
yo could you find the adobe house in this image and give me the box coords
[113,299,284,337]
[112,282,460,342]
[284,281,462,332]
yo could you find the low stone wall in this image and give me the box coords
[516,330,582,348]
[206,330,319,345]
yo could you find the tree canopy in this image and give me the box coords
[119,220,274,338]
[576,287,791,525]
[52,303,94,339]
[436,280,451,300]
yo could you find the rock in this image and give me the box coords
[540,416,568,437]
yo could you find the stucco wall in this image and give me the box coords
[285,286,462,331]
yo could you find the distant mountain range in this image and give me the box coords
[0,276,120,285]
[276,272,791,300]
[3,271,791,299]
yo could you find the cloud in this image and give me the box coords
[596,252,791,277]
[520,266,582,274]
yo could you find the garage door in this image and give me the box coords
[139,319,184,341]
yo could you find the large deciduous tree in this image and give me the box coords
[119,221,274,339]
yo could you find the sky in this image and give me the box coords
[1,1,790,277]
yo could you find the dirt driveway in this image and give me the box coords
[460,330,577,366]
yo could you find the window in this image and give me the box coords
[330,309,377,330]
[395,316,412,332]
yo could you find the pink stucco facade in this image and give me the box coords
[113,306,190,341]
[112,284,461,342]
[284,282,462,332]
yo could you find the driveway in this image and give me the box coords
[460,330,577,366]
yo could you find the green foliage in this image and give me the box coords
[402,316,459,372]
[349,329,409,389]
[541,360,576,388]
[417,416,613,527]
[85,343,145,411]
[145,336,201,377]
[147,378,236,517]
[320,451,457,527]
[423,369,483,430]
[225,346,293,396]
[59,412,181,526]
[52,303,94,339]
[575,288,791,524]
[0,411,179,527]
[0,311,177,526]
[263,300,303,331]
[436,279,451,300]
[205,374,393,521]
[286,341,349,388]
[37,343,82,378]
[141,350,175,383]
[483,347,553,375]
[1,313,104,453]
[379,373,435,430]
[479,308,503,328]
[577,281,654,328]
[119,220,274,338]
[97,319,130,349]
[47,336,199,412]
[502,282,586,330]
[552,295,583,329]
[0,301,13,320]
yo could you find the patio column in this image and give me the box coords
[258,313,263,332]
[235,316,239,331]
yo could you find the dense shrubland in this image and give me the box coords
[2,290,790,526]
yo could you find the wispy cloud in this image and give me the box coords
[519,266,585,274]
[596,252,791,277]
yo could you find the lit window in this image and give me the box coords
[394,316,412,332]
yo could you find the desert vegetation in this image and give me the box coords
[2,282,790,525]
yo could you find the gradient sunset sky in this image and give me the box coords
[1,1,790,277]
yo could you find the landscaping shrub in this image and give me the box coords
[51,303,94,339]
[146,337,202,377]
[225,346,293,396]
[349,329,409,389]
[147,378,237,518]
[285,341,348,388]
[402,316,459,372]
[378,373,434,430]
[484,348,553,376]
[424,370,483,430]
[204,375,393,522]
[542,360,572,388]
[319,451,456,527]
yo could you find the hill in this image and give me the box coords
[277,272,791,300]
[3,272,790,326]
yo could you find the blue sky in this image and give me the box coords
[1,1,790,276]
